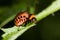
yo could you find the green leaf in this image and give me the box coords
[1,23,36,40]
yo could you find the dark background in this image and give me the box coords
[0,0,60,40]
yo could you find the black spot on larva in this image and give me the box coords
[26,18,29,19]
[23,16,25,18]
[20,16,22,18]
[18,22,19,23]
[24,19,25,21]
[18,17,20,19]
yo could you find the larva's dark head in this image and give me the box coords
[29,14,36,23]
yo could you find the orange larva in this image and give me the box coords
[14,11,36,26]
[14,11,29,26]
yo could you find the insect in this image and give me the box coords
[14,11,36,26]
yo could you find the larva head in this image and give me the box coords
[29,14,36,23]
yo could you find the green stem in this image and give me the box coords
[36,0,60,21]
[9,24,36,40]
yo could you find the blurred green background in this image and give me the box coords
[0,0,60,40]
